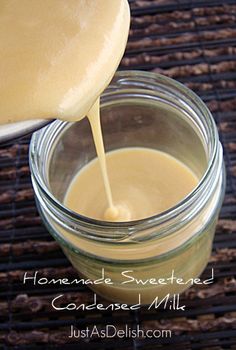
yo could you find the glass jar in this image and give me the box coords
[29,71,225,305]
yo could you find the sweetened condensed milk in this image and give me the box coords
[65,147,198,222]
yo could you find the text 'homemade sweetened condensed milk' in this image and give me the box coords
[29,70,225,304]
[2,0,226,305]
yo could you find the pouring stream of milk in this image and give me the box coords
[0,0,130,218]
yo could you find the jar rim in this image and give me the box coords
[29,70,219,233]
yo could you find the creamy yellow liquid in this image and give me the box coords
[87,99,115,212]
[65,148,198,221]
[0,0,130,123]
[0,0,130,218]
[1,0,213,305]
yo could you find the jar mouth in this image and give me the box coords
[29,71,219,231]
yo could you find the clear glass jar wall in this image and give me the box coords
[29,71,225,304]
